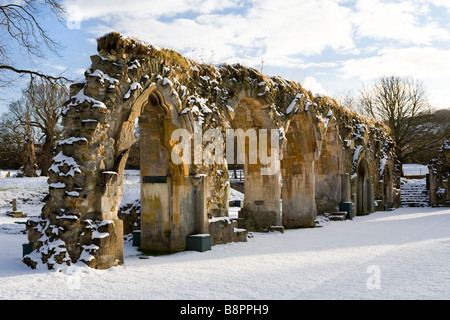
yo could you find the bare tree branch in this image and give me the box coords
[0,64,71,82]
[0,1,72,85]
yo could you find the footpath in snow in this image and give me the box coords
[0,174,449,300]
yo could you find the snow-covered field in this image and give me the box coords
[402,163,429,176]
[1,172,450,300]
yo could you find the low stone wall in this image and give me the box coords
[209,217,247,246]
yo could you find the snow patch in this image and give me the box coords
[48,152,81,178]
[286,93,303,114]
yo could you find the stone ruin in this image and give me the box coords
[429,139,450,207]
[24,32,397,269]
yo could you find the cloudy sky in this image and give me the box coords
[2,0,450,113]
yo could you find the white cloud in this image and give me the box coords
[338,46,450,109]
[63,0,239,20]
[60,0,450,109]
[64,0,355,67]
[339,47,450,80]
[302,76,327,95]
[352,0,450,44]
[424,0,450,13]
[74,68,87,75]
[298,62,339,69]
[49,64,67,71]
[243,0,355,59]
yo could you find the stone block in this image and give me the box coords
[339,201,353,220]
[229,200,243,207]
[132,230,141,247]
[186,234,211,252]
[6,211,27,218]
[22,242,33,257]
[268,225,284,233]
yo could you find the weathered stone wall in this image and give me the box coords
[429,140,450,207]
[24,32,396,270]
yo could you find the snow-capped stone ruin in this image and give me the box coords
[429,139,450,207]
[24,32,397,269]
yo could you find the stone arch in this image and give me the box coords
[117,84,203,254]
[281,108,323,228]
[111,84,187,220]
[138,90,195,253]
[24,52,203,269]
[227,97,283,231]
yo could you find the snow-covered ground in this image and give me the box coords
[402,164,429,176]
[1,172,450,300]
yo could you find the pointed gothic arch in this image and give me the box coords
[281,107,324,228]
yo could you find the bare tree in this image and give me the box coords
[9,77,67,175]
[360,75,446,169]
[32,78,67,175]
[331,89,361,113]
[4,95,37,176]
[0,110,27,169]
[0,0,71,84]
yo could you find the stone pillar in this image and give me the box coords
[367,178,375,213]
[428,169,437,206]
[80,218,124,269]
[282,160,317,228]
[341,173,351,202]
[194,175,209,235]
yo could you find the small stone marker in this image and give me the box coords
[6,199,27,218]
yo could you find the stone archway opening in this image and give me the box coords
[227,98,282,232]
[137,90,206,254]
[356,159,373,215]
[118,87,204,255]
[138,91,172,253]
[281,111,321,228]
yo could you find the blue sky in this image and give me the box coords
[2,0,450,114]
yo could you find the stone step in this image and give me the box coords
[401,195,428,198]
[401,181,429,208]
[400,194,428,199]
[402,187,427,189]
[401,196,429,199]
[402,193,427,195]
[327,211,347,221]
